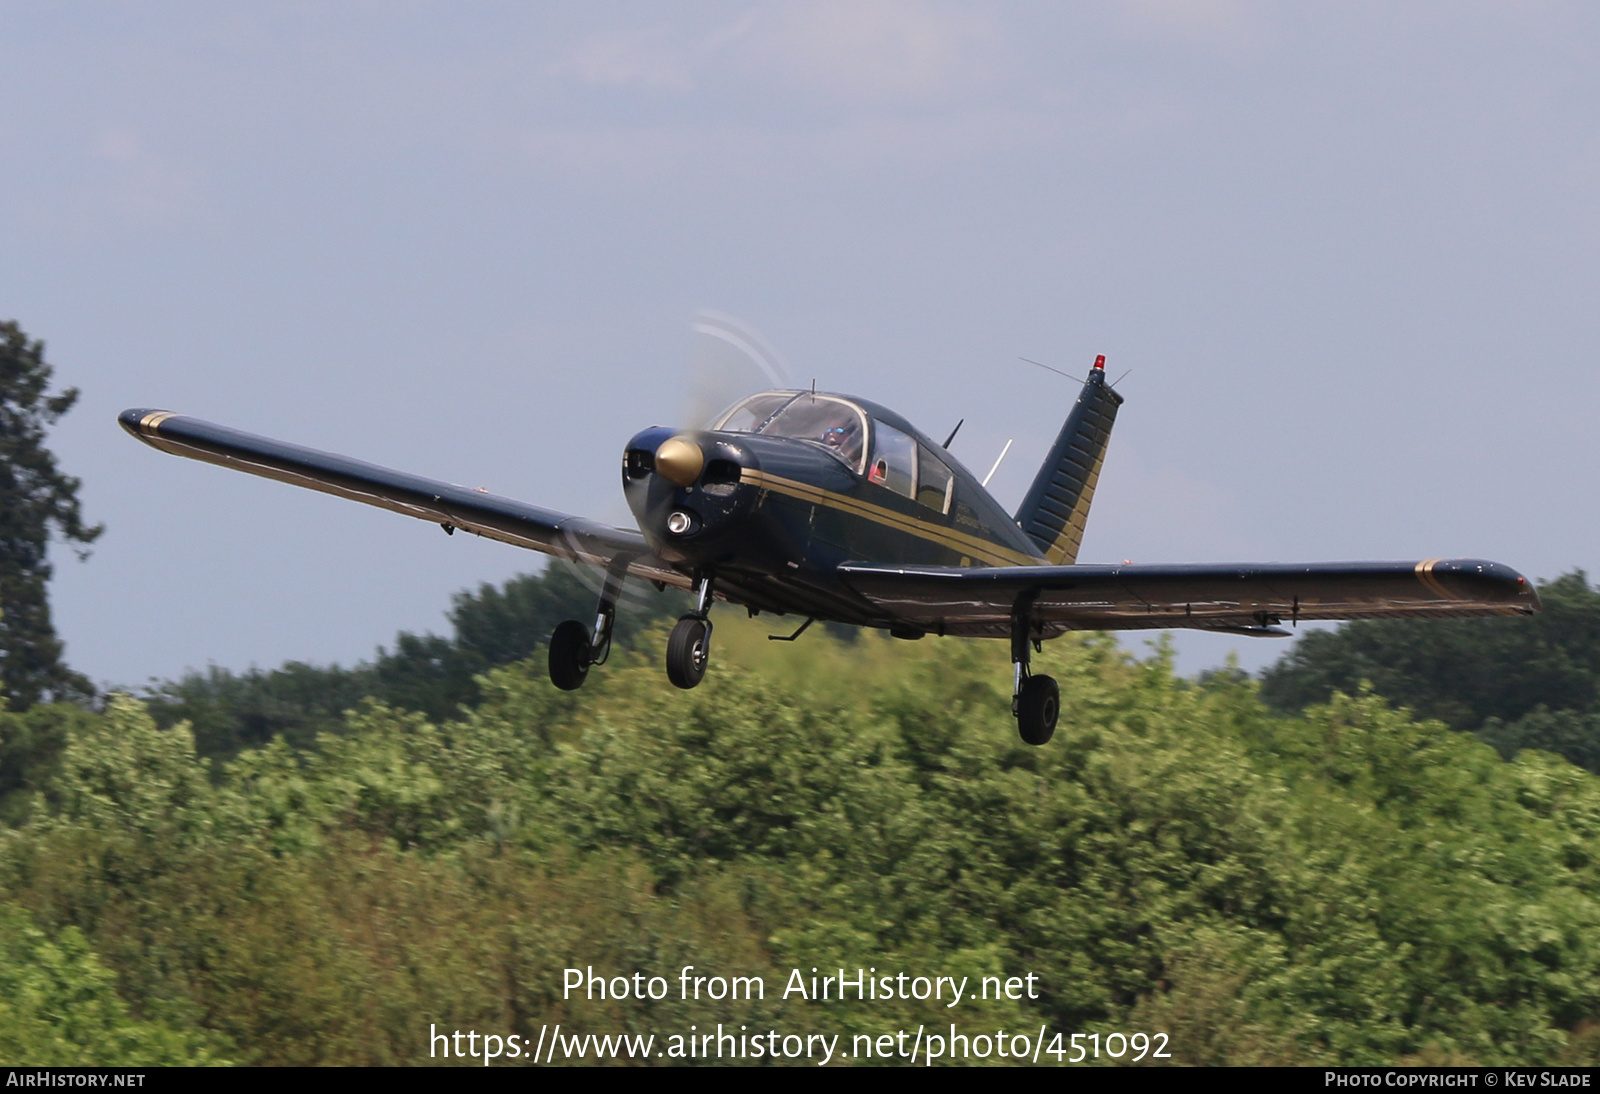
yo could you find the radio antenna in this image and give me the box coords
[942,418,964,449]
[982,439,1013,488]
[1020,356,1075,380]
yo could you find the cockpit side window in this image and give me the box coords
[760,396,867,470]
[868,420,917,500]
[916,445,954,514]
[711,392,797,433]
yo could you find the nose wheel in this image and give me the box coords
[666,616,710,689]
[666,575,715,690]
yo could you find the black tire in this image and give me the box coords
[666,615,711,690]
[1017,674,1059,746]
[548,620,591,691]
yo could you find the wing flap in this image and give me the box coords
[837,559,1540,637]
[120,409,687,588]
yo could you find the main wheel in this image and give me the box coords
[666,615,711,690]
[1017,674,1059,746]
[548,619,591,691]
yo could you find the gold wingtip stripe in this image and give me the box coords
[1415,558,1457,600]
[139,411,176,436]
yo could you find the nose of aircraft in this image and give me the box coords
[622,427,761,563]
[654,435,704,487]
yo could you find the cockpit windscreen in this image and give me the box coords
[712,392,868,471]
[711,392,793,434]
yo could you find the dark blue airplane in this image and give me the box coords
[121,356,1539,745]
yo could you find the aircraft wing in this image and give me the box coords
[119,409,687,588]
[836,559,1540,638]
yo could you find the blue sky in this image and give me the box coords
[2,2,1596,686]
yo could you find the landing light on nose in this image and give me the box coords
[655,436,704,487]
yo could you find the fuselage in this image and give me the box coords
[622,390,1045,629]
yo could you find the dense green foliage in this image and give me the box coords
[1261,572,1600,773]
[0,701,99,826]
[0,319,102,709]
[0,902,222,1065]
[5,619,1600,1065]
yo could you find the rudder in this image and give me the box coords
[1014,355,1124,565]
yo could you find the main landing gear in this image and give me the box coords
[548,619,591,691]
[1012,598,1059,746]
[666,575,715,690]
[547,563,626,692]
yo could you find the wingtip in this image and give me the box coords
[1432,558,1543,611]
[118,408,177,440]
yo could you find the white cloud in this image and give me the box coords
[91,128,198,226]
[481,107,1058,186]
[549,13,758,93]
[1102,0,1271,59]
[552,27,699,92]
[516,4,1038,188]
[749,0,989,99]
[546,3,991,103]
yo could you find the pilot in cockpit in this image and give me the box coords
[820,418,863,465]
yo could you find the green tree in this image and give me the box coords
[0,701,101,825]
[141,660,379,759]
[1259,572,1600,771]
[142,563,687,758]
[0,320,102,709]
[0,901,221,1065]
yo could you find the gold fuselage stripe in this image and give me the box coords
[741,469,1042,568]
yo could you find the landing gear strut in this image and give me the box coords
[547,562,627,691]
[1012,595,1058,746]
[666,575,715,690]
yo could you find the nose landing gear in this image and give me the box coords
[666,575,715,689]
[1012,595,1058,746]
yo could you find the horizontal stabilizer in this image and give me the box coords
[1194,624,1293,638]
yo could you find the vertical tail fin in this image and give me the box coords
[1014,355,1124,565]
